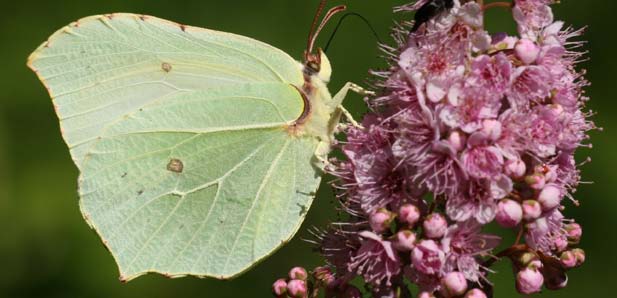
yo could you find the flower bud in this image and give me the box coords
[418,292,436,298]
[516,268,544,294]
[287,279,307,298]
[560,251,577,268]
[272,278,288,296]
[522,200,542,221]
[369,208,393,233]
[572,248,586,266]
[553,236,569,252]
[565,223,582,243]
[538,185,562,211]
[528,259,543,270]
[515,39,540,65]
[481,119,502,141]
[394,230,417,251]
[441,272,468,297]
[525,173,546,190]
[448,130,467,152]
[547,104,565,119]
[342,286,362,298]
[505,159,526,179]
[313,266,335,286]
[423,213,448,239]
[289,266,308,281]
[495,199,523,228]
[516,251,540,268]
[399,204,421,226]
[464,289,487,298]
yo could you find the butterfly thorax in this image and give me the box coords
[287,50,338,158]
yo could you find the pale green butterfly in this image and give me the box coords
[27,1,373,281]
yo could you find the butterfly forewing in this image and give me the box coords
[28,13,304,168]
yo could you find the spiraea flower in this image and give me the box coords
[273,1,593,297]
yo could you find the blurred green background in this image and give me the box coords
[0,0,614,297]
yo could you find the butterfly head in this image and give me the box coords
[304,48,331,83]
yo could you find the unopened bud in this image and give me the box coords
[418,292,436,298]
[394,230,417,251]
[272,279,288,296]
[516,268,544,294]
[399,204,421,226]
[505,159,527,179]
[526,173,546,190]
[287,279,307,298]
[517,252,540,268]
[496,199,523,228]
[289,267,308,281]
[441,272,468,298]
[464,289,487,298]
[515,39,540,65]
[313,266,335,286]
[522,200,543,221]
[572,248,586,266]
[560,251,578,268]
[565,223,582,243]
[481,119,502,141]
[538,185,562,211]
[553,236,569,252]
[423,213,448,239]
[369,209,393,233]
[448,130,467,152]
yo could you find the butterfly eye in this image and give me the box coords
[306,61,321,74]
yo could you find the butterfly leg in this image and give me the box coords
[331,82,375,128]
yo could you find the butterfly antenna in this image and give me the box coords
[306,1,347,61]
[324,12,383,53]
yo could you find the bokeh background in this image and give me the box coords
[0,0,614,297]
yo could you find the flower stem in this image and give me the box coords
[482,244,528,269]
[514,225,524,245]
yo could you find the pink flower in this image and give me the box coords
[461,146,504,179]
[349,231,402,286]
[446,181,498,224]
[442,221,501,282]
[513,0,554,39]
[508,66,552,111]
[467,53,512,101]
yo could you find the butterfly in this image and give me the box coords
[27,0,372,281]
[412,0,455,32]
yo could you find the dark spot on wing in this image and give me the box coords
[121,172,127,178]
[167,158,184,173]
[137,189,144,195]
[180,24,187,32]
[161,62,172,73]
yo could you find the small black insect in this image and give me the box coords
[412,0,455,32]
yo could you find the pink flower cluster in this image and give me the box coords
[273,0,594,297]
